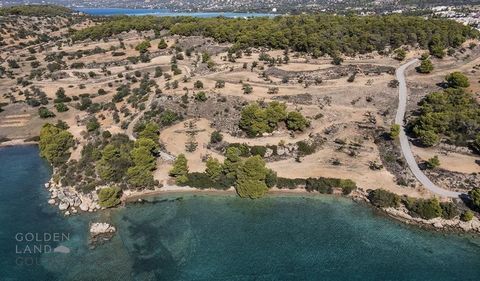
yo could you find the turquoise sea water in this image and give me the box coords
[1,145,480,280]
[75,8,276,18]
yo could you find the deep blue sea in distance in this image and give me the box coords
[75,8,276,18]
[1,145,480,280]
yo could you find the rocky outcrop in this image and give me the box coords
[90,222,116,236]
[384,207,480,233]
[352,189,480,234]
[89,222,116,248]
[44,180,101,215]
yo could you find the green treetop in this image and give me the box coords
[286,111,309,131]
[389,124,400,139]
[445,72,470,88]
[135,40,151,54]
[98,186,122,208]
[239,103,270,137]
[205,156,223,181]
[138,122,160,143]
[158,38,168,49]
[417,58,434,74]
[469,187,480,210]
[39,123,74,166]
[235,156,269,199]
[170,154,189,184]
[223,147,242,179]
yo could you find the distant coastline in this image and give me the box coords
[74,8,277,18]
[0,138,37,148]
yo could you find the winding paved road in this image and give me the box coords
[395,59,461,198]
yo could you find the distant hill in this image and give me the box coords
[0,4,72,16]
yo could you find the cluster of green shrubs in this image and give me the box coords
[225,143,276,158]
[368,189,401,208]
[55,123,161,194]
[181,172,234,190]
[275,177,356,195]
[171,147,277,199]
[239,101,309,137]
[409,73,479,148]
[367,189,476,221]
[222,140,318,159]
[137,106,182,131]
[403,197,457,220]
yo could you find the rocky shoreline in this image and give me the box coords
[352,189,480,234]
[44,178,480,235]
[45,180,101,215]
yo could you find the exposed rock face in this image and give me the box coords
[89,222,116,248]
[90,223,116,236]
[45,180,101,215]
[58,202,69,211]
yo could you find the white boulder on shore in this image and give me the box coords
[58,202,69,211]
[45,180,101,214]
[90,223,116,236]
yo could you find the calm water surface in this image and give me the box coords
[0,145,479,280]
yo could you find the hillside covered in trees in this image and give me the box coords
[73,14,478,57]
[0,5,73,16]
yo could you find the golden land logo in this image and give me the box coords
[15,232,71,266]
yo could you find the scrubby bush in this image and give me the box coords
[460,210,474,222]
[390,124,400,139]
[469,187,480,210]
[286,111,309,131]
[394,48,406,61]
[425,155,440,169]
[368,189,401,208]
[276,178,307,189]
[404,197,443,220]
[416,58,433,74]
[98,186,121,208]
[55,102,69,112]
[210,130,223,144]
[38,107,56,118]
[194,91,207,102]
[445,72,470,88]
[135,40,151,53]
[440,202,459,219]
[250,145,267,157]
[296,141,317,156]
[265,169,278,188]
